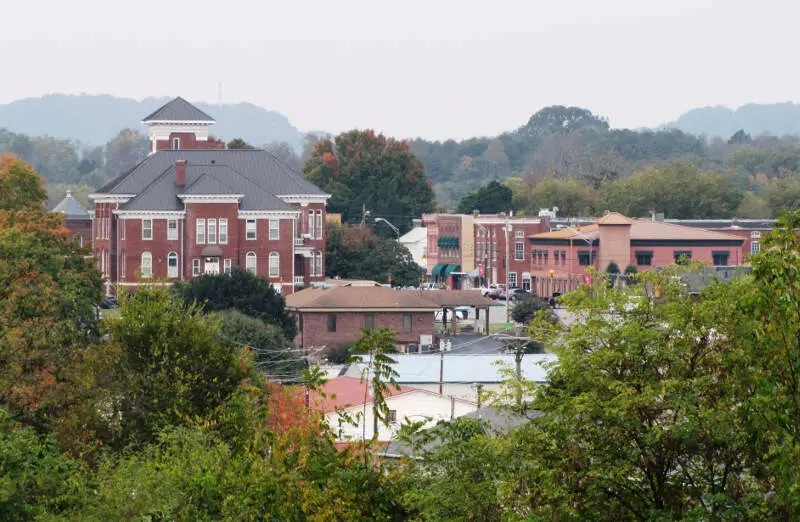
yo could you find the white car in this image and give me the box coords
[481,284,505,297]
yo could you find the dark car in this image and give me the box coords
[509,289,533,301]
[99,296,119,309]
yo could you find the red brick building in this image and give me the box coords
[422,212,550,291]
[89,97,329,295]
[286,285,439,353]
[51,190,92,247]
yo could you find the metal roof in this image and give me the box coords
[350,353,557,384]
[141,96,215,122]
[97,149,325,198]
[51,191,89,219]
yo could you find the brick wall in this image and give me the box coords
[155,132,225,152]
[296,311,435,350]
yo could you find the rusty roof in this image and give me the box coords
[629,219,744,241]
[285,285,440,311]
[597,212,635,225]
[309,377,418,413]
[529,224,599,240]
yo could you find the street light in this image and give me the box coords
[374,217,401,238]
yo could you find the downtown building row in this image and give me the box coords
[88,97,329,295]
[419,210,774,293]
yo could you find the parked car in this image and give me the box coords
[508,288,533,301]
[99,296,118,309]
[483,284,506,299]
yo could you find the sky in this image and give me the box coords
[2,0,800,140]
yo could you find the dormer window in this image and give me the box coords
[173,138,180,150]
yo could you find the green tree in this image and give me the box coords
[326,223,424,287]
[456,180,513,214]
[175,269,297,340]
[728,129,752,144]
[103,129,148,179]
[736,190,773,218]
[303,130,435,234]
[227,137,254,150]
[513,177,597,217]
[216,309,305,378]
[109,285,246,444]
[511,296,553,325]
[509,269,759,520]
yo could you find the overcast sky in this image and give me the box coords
[2,0,799,140]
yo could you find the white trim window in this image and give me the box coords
[315,251,323,277]
[269,219,280,240]
[105,217,110,239]
[121,252,126,280]
[192,258,201,276]
[167,252,178,278]
[246,252,257,275]
[315,210,323,239]
[173,137,180,150]
[141,251,153,278]
[219,219,228,244]
[207,219,217,244]
[515,230,524,238]
[507,271,518,288]
[167,219,178,241]
[142,219,153,240]
[308,212,315,239]
[515,241,524,260]
[224,258,232,274]
[196,219,206,244]
[751,231,761,255]
[120,221,126,241]
[246,219,256,240]
[268,252,280,278]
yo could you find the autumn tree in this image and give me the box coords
[0,155,103,431]
[303,130,435,234]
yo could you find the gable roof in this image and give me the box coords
[141,96,215,123]
[97,150,325,198]
[51,191,89,219]
[286,285,440,311]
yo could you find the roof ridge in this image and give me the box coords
[122,164,176,206]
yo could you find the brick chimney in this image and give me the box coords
[175,160,186,187]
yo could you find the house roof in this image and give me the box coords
[347,353,557,384]
[51,191,89,219]
[141,96,215,123]
[286,285,440,311]
[398,226,427,244]
[597,211,635,225]
[98,150,325,197]
[309,376,418,413]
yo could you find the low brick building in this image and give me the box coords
[286,285,440,353]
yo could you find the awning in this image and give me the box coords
[437,236,460,248]
[443,264,461,276]
[201,245,224,257]
[431,263,447,277]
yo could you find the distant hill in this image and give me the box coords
[0,94,308,151]
[666,102,800,139]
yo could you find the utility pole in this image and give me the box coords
[439,349,444,395]
[505,212,511,324]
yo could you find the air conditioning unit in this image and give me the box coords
[419,334,433,346]
[407,343,419,354]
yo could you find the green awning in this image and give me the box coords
[437,236,460,248]
[443,264,461,276]
[431,263,447,277]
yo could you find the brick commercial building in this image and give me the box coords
[422,212,550,291]
[89,97,329,295]
[528,212,747,297]
[286,285,440,353]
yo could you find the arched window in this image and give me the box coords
[167,252,178,278]
[269,252,280,278]
[141,251,153,278]
[245,252,257,275]
[315,251,323,278]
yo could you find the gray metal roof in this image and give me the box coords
[99,150,325,197]
[121,162,296,212]
[141,96,215,122]
[349,353,557,384]
[51,192,90,219]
